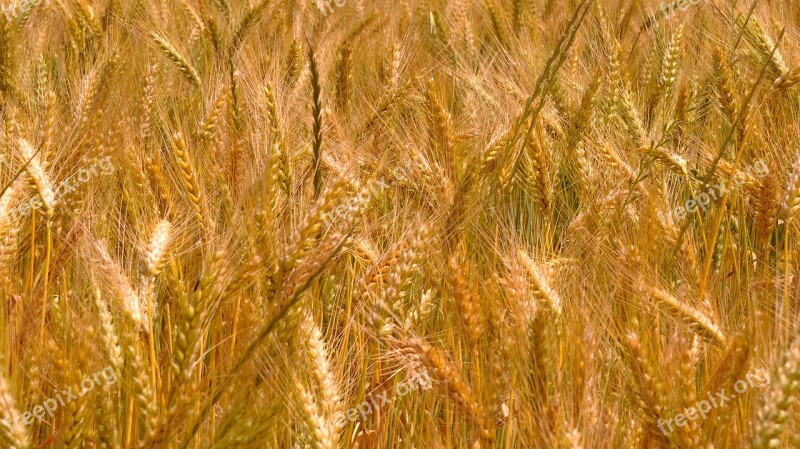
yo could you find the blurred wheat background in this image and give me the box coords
[2,0,800,447]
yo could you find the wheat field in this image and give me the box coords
[2,0,800,447]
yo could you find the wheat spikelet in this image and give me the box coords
[647,146,689,178]
[197,89,228,141]
[285,40,302,81]
[0,370,29,449]
[782,151,800,221]
[713,48,739,127]
[264,82,291,197]
[281,179,351,272]
[624,330,668,444]
[511,0,528,31]
[0,183,17,290]
[644,284,725,345]
[357,238,405,300]
[522,118,552,212]
[711,156,760,192]
[151,32,201,87]
[671,82,693,143]
[40,90,56,165]
[677,333,700,447]
[702,331,751,398]
[563,427,584,449]
[179,0,204,30]
[486,0,509,49]
[141,64,158,147]
[395,148,453,205]
[753,338,800,449]
[403,337,495,442]
[93,287,124,376]
[119,321,159,442]
[93,242,145,329]
[0,182,14,231]
[301,314,341,443]
[50,338,94,449]
[424,79,454,179]
[566,71,601,183]
[449,0,475,54]
[93,378,120,449]
[74,0,100,36]
[18,138,55,218]
[447,255,482,353]
[309,44,324,198]
[385,43,402,90]
[144,219,171,276]
[333,40,352,113]
[369,224,429,335]
[145,154,173,216]
[755,163,780,245]
[517,249,562,316]
[171,132,205,232]
[595,141,634,182]
[610,44,647,145]
[658,24,683,97]
[0,13,11,96]
[772,66,800,91]
[480,126,512,175]
[745,19,788,78]
[228,0,269,55]
[297,382,336,449]
[54,0,84,52]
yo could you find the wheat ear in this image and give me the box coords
[308,44,324,198]
[18,138,55,218]
[144,220,171,276]
[645,284,725,345]
[624,331,668,444]
[151,32,201,87]
[171,132,205,233]
[522,117,552,212]
[448,255,483,354]
[518,249,562,316]
[486,0,510,49]
[264,82,291,197]
[753,338,800,449]
[755,162,780,246]
[403,337,495,443]
[0,370,29,449]
[333,40,352,113]
[783,152,800,222]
